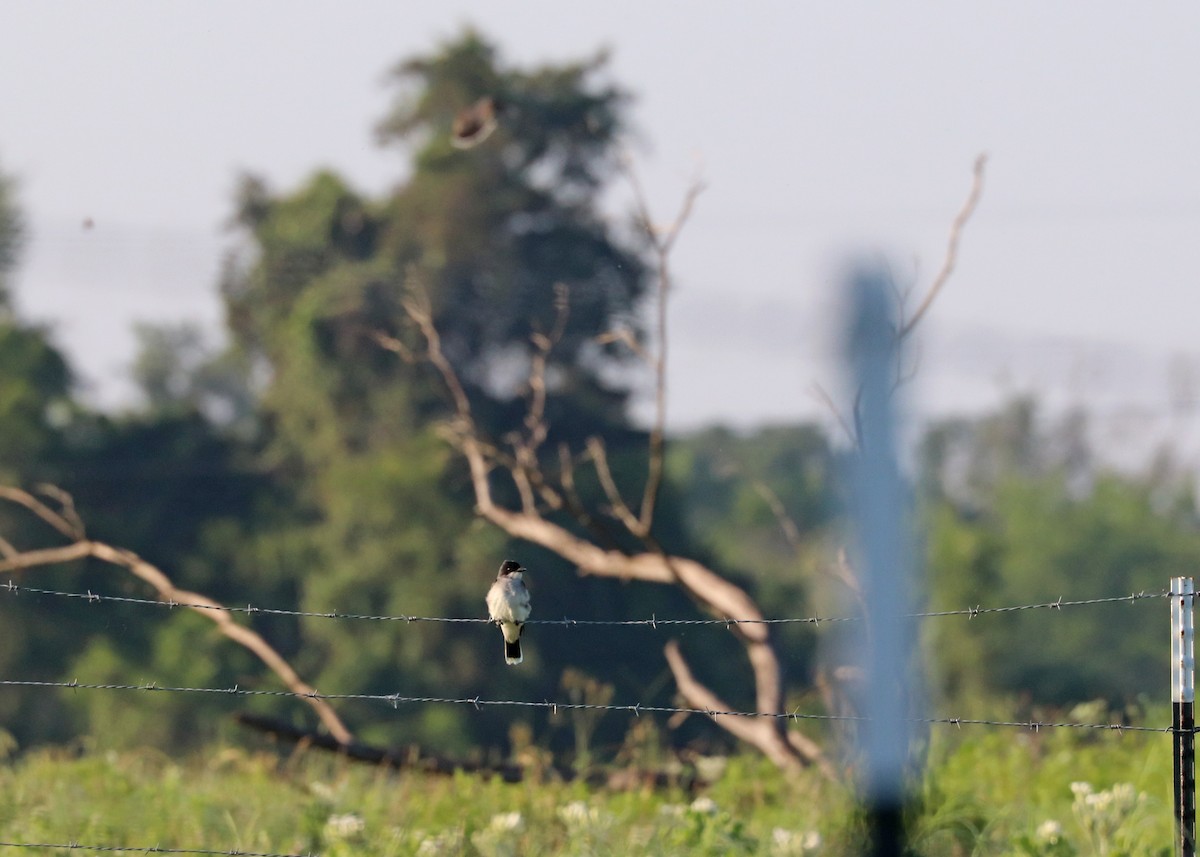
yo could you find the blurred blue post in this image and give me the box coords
[845,267,916,857]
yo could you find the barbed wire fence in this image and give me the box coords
[0,580,1184,736]
[0,578,1169,626]
[0,844,317,857]
[0,578,1192,857]
[2,280,1195,852]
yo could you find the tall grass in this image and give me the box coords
[0,709,1180,856]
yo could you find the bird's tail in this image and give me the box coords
[504,637,523,665]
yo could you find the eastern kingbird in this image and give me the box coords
[486,560,531,665]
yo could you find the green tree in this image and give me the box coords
[131,322,257,428]
[0,159,85,745]
[921,400,1200,709]
[0,163,73,476]
[0,163,22,310]
[0,163,304,748]
[213,30,657,751]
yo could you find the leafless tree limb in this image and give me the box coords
[399,269,828,776]
[557,444,622,551]
[0,487,353,745]
[814,154,987,448]
[33,484,86,538]
[0,540,93,573]
[751,481,803,557]
[664,639,831,778]
[0,486,84,541]
[366,328,416,363]
[754,479,864,608]
[899,153,988,340]
[585,436,642,534]
[810,382,858,448]
[594,328,649,363]
[621,162,706,538]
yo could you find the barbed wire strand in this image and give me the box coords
[0,678,1176,734]
[0,580,1169,628]
[0,842,312,857]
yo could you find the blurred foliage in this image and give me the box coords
[0,159,23,307]
[203,29,673,753]
[0,719,1177,856]
[0,161,74,479]
[4,31,1200,776]
[0,33,684,756]
[921,397,1200,709]
[665,424,842,699]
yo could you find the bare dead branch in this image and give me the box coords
[523,284,569,448]
[594,328,649,363]
[456,431,822,770]
[585,436,643,535]
[35,484,86,538]
[621,161,706,538]
[366,328,416,363]
[752,481,804,553]
[812,155,987,452]
[402,286,474,427]
[0,487,353,745]
[504,282,574,516]
[508,453,538,515]
[753,481,864,613]
[393,171,827,776]
[833,547,866,608]
[558,444,622,551]
[0,486,83,541]
[664,640,831,777]
[899,153,988,339]
[810,382,858,448]
[0,540,94,574]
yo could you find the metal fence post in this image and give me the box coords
[1174,576,1196,857]
[846,268,915,857]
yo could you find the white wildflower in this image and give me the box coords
[489,811,524,832]
[324,813,365,841]
[559,800,591,825]
[1110,782,1137,808]
[558,800,612,830]
[693,755,728,782]
[771,828,822,855]
[471,814,524,857]
[310,781,338,803]
[689,796,719,815]
[1070,781,1093,798]
[1036,819,1063,844]
[417,831,463,855]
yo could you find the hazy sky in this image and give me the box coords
[3,2,1198,445]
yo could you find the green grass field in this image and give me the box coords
[0,713,1180,856]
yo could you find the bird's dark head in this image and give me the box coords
[497,560,524,578]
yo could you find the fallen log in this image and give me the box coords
[234,711,711,792]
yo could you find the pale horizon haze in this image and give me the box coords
[2,2,1199,462]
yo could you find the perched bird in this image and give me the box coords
[451,95,501,149]
[486,560,531,665]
